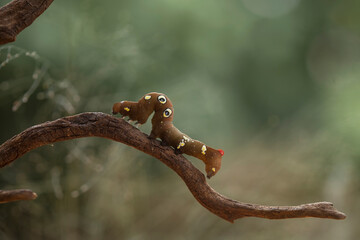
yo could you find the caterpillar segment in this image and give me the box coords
[112,92,173,125]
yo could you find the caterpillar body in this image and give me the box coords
[112,92,224,179]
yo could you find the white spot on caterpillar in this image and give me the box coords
[177,135,190,149]
[124,107,130,112]
[177,140,185,149]
[144,95,151,100]
[201,145,207,155]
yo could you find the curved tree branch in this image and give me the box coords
[0,112,346,221]
[0,0,54,45]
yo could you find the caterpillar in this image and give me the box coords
[112,92,224,179]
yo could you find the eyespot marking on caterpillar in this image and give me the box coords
[158,95,167,104]
[144,95,151,100]
[163,108,172,118]
[212,167,216,172]
[124,107,130,112]
[201,145,207,155]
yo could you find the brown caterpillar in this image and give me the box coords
[112,92,224,179]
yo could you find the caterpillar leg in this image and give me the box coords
[148,131,157,139]
[160,140,169,146]
[174,148,182,155]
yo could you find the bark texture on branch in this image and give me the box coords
[0,112,346,221]
[0,0,54,45]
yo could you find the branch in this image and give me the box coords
[0,189,37,203]
[0,0,54,45]
[0,112,346,221]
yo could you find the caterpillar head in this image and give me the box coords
[205,148,224,179]
[112,101,134,116]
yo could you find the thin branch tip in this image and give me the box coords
[0,189,37,204]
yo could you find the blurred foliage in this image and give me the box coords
[1,0,360,239]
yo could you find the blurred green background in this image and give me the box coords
[1,0,360,239]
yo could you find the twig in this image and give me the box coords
[0,0,54,45]
[0,189,37,203]
[0,112,346,221]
